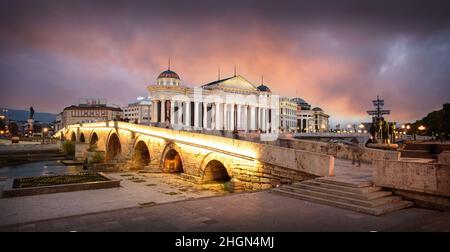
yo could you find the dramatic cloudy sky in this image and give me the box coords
[1,0,450,125]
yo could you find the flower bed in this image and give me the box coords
[2,172,120,198]
[13,173,108,188]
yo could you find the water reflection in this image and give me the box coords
[0,160,84,179]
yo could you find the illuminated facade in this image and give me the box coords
[123,97,152,124]
[147,68,279,133]
[55,101,123,131]
[293,98,330,133]
[279,97,298,132]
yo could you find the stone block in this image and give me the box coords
[438,151,450,165]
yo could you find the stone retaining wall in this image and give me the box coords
[373,159,450,209]
[277,138,400,163]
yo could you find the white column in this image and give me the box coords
[256,107,260,130]
[243,105,248,131]
[194,102,199,129]
[185,101,190,127]
[215,102,221,130]
[250,106,256,130]
[203,102,208,129]
[160,100,165,123]
[230,104,235,131]
[223,104,228,130]
[177,101,183,125]
[152,101,157,123]
[262,108,266,132]
[237,104,242,130]
[170,100,175,125]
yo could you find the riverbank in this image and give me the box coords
[0,143,64,167]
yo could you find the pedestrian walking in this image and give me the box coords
[349,137,363,167]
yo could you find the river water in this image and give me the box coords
[0,160,84,179]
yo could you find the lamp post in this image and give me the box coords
[418,125,426,135]
[358,124,364,133]
[42,128,48,144]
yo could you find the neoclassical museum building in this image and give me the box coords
[147,67,279,134]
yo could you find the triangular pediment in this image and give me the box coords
[202,75,258,92]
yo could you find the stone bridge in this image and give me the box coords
[56,121,334,190]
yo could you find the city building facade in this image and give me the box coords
[279,97,298,132]
[147,68,279,133]
[55,99,123,131]
[123,97,152,124]
[293,98,330,133]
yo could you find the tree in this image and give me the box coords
[407,103,449,137]
[0,118,5,130]
[8,122,18,137]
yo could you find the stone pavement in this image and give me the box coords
[333,158,373,180]
[0,172,225,226]
[1,190,448,232]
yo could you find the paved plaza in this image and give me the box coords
[0,162,226,226]
[1,190,449,232]
[1,159,449,232]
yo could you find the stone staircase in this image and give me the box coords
[272,177,414,216]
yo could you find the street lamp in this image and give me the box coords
[42,128,48,144]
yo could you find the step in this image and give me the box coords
[178,173,202,183]
[401,150,434,159]
[290,183,392,200]
[315,177,373,188]
[301,180,382,194]
[278,186,402,208]
[271,188,413,216]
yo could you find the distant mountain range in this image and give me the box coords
[1,108,56,123]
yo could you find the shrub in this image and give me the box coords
[91,151,105,163]
[62,141,75,157]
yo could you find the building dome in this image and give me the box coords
[312,107,323,112]
[156,69,181,86]
[157,70,180,80]
[257,84,271,92]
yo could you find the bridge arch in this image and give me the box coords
[202,160,231,182]
[79,133,85,143]
[199,152,234,181]
[161,142,184,173]
[89,132,99,147]
[133,140,150,167]
[70,132,76,142]
[105,132,121,162]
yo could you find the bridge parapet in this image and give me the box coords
[56,122,334,189]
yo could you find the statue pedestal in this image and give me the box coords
[27,119,34,135]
